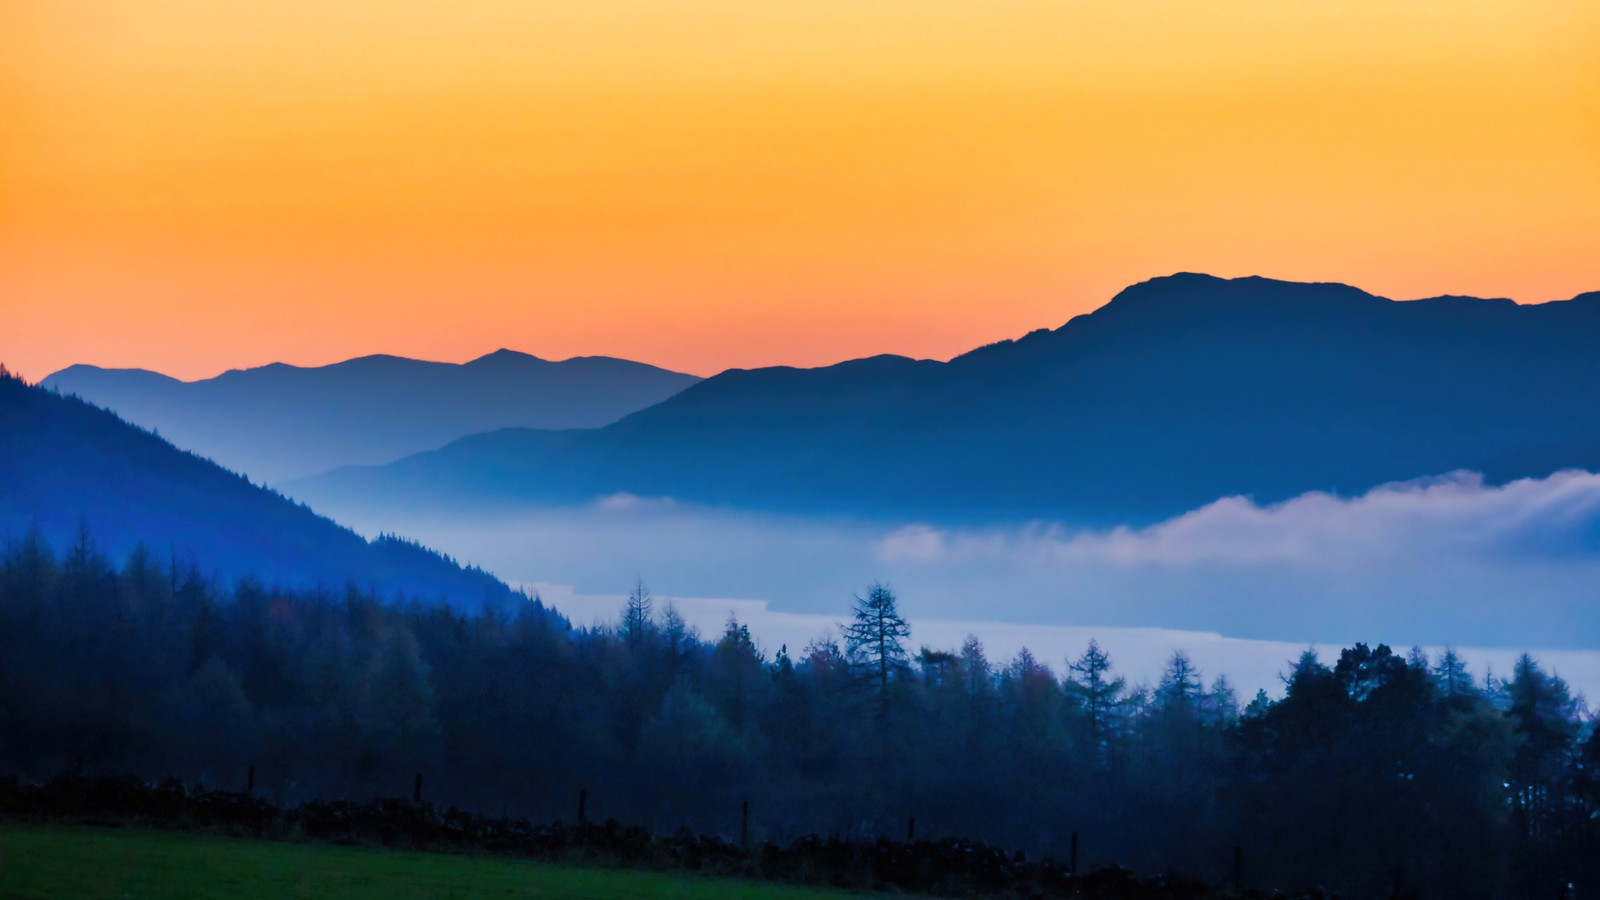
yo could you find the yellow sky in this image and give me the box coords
[3,0,1598,380]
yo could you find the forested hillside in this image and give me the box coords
[0,368,510,604]
[2,532,1593,898]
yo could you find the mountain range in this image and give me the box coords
[41,351,700,483]
[287,273,1600,524]
[0,372,514,604]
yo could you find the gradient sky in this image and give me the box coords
[4,0,1598,381]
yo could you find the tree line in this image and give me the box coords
[1,527,1595,898]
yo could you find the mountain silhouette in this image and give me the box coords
[41,350,700,483]
[0,372,514,603]
[288,274,1600,523]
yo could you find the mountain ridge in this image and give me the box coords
[41,350,701,483]
[289,273,1600,524]
[47,347,687,383]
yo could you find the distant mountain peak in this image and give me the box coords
[1404,294,1518,309]
[1109,273,1584,316]
[1104,273,1386,312]
[40,349,701,483]
[468,348,546,365]
[41,364,180,387]
[334,354,417,366]
[826,353,926,370]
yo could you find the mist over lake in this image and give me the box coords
[307,468,1600,698]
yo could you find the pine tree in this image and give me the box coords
[711,614,763,729]
[623,577,653,644]
[1156,650,1203,717]
[842,583,911,719]
[1433,648,1473,702]
[1067,639,1126,762]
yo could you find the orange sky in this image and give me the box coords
[3,0,1598,381]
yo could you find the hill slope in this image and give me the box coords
[42,350,700,483]
[290,274,1600,523]
[0,372,512,603]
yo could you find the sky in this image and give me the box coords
[4,0,1599,381]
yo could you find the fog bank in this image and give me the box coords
[318,469,1600,685]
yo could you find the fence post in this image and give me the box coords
[741,800,750,849]
[907,816,916,842]
[1391,865,1403,899]
[1233,845,1242,894]
[413,772,422,803]
[246,763,255,796]
[1070,831,1079,875]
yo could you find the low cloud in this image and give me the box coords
[879,471,1600,568]
[321,470,1600,657]
[866,471,1600,647]
[593,492,677,513]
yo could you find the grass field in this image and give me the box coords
[0,823,855,899]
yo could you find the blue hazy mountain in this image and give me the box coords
[0,372,513,603]
[41,350,700,483]
[289,274,1600,524]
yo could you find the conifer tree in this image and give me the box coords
[842,583,911,719]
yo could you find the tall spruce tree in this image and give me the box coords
[624,577,653,644]
[1067,639,1126,763]
[842,583,911,719]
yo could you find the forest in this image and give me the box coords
[1,527,1596,898]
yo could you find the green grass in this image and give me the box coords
[0,823,856,899]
